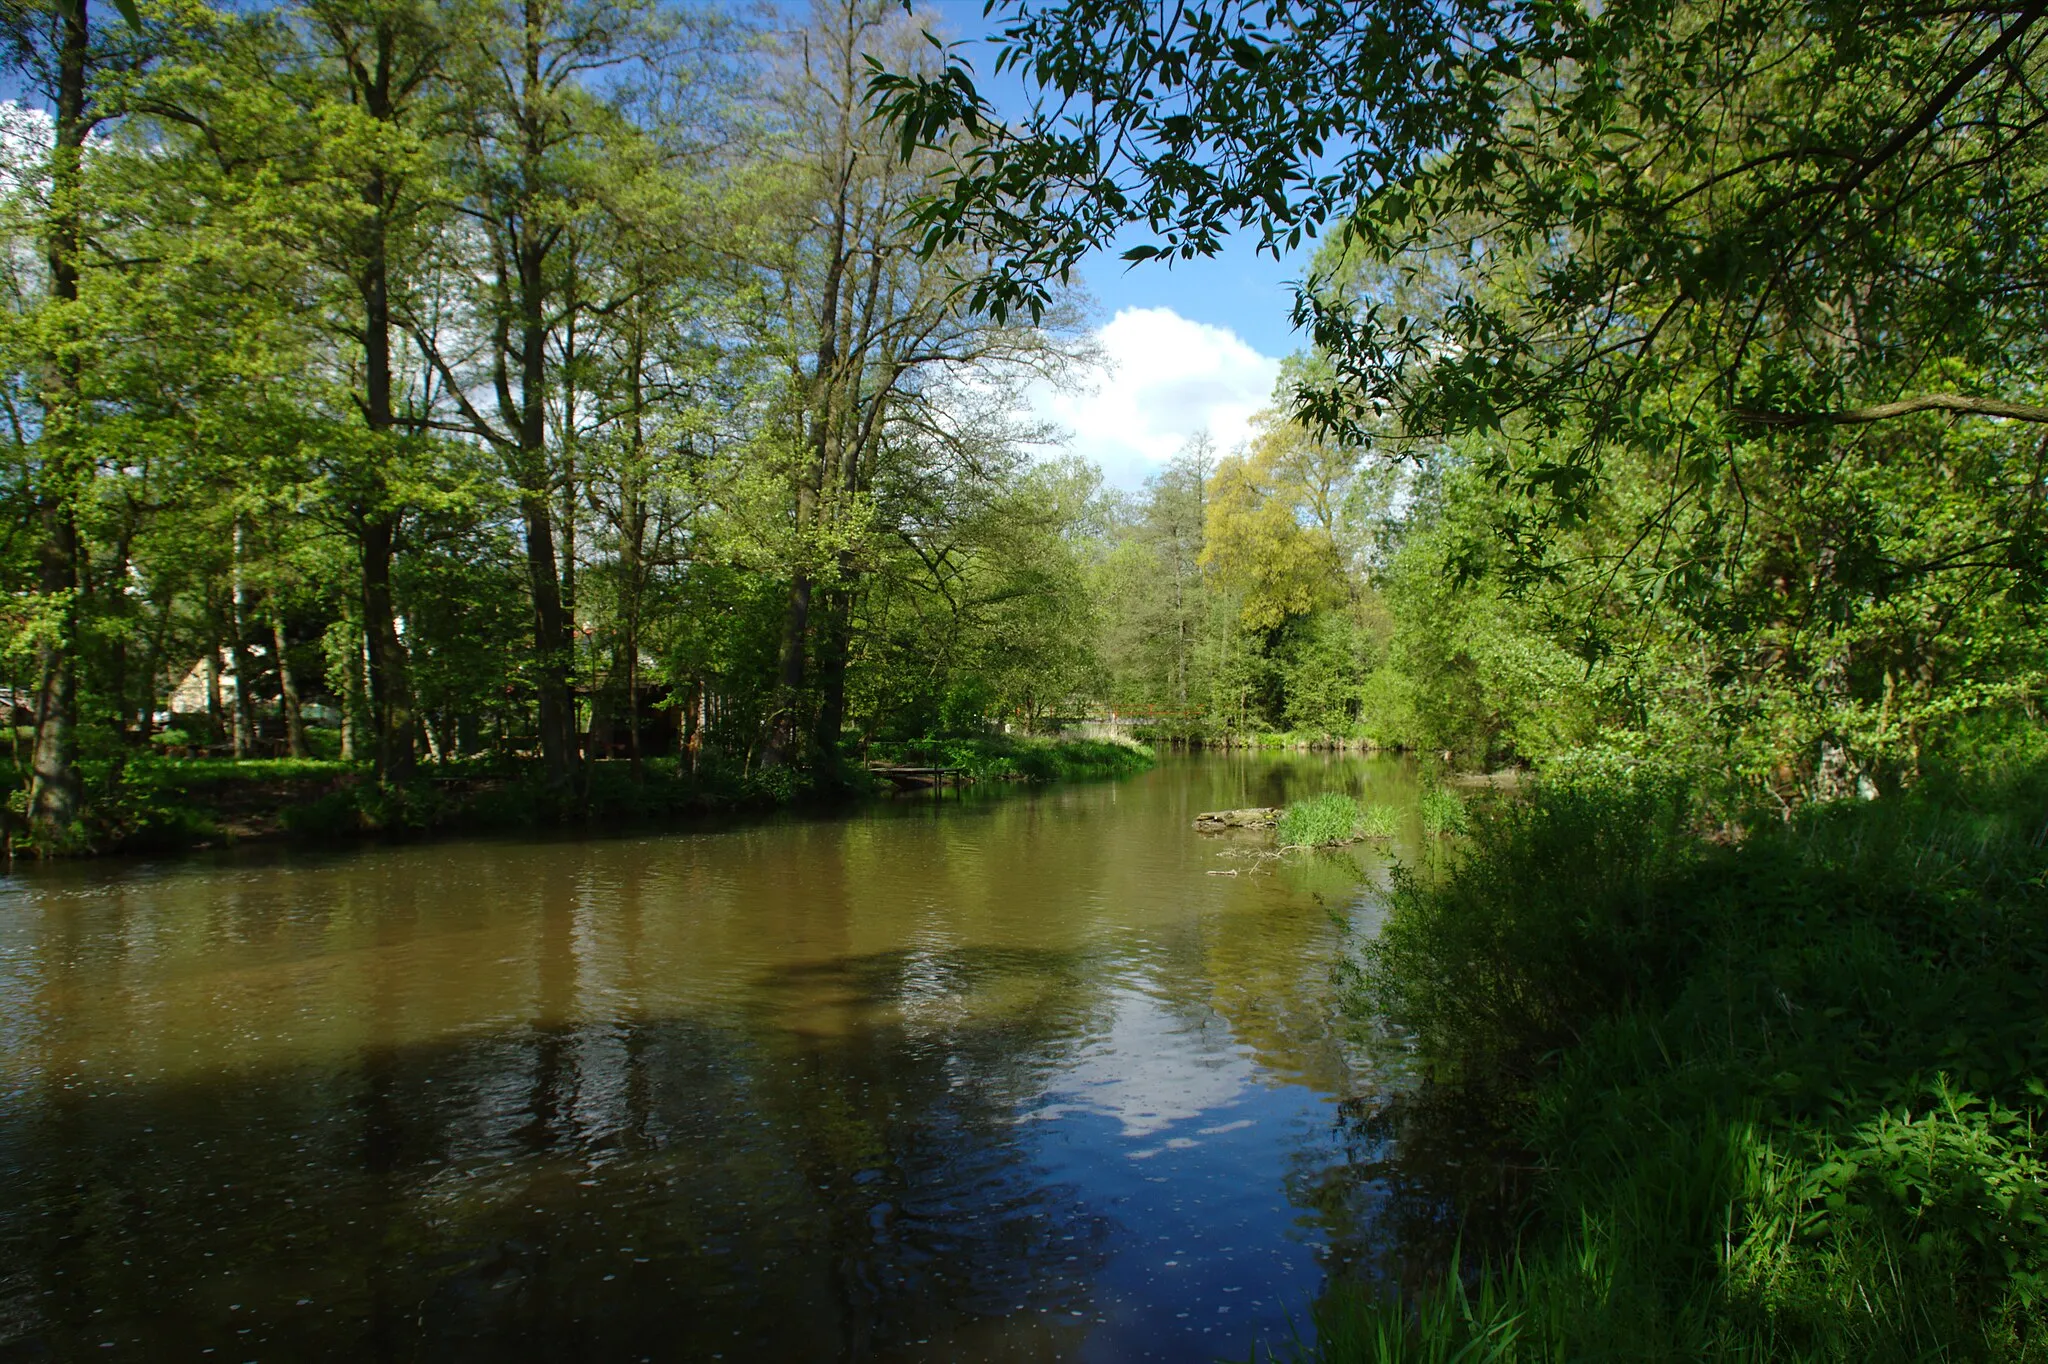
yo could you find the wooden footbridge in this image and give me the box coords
[866,764,971,794]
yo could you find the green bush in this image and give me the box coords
[1330,758,2048,1361]
[1278,792,1363,846]
[866,733,1153,785]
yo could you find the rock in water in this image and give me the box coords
[1192,807,1281,832]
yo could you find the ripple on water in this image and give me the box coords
[0,753,1438,1360]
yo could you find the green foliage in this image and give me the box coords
[1278,792,1363,847]
[1357,802,1396,839]
[867,733,1153,784]
[1337,748,2048,1360]
[1417,787,1467,838]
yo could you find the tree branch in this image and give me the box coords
[1730,393,2048,426]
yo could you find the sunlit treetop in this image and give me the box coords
[874,0,2048,486]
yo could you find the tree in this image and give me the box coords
[411,0,687,785]
[878,0,2048,787]
[142,0,464,780]
[742,0,1084,766]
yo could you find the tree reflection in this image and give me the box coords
[0,947,1113,1361]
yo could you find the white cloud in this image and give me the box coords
[1016,985,1253,1140]
[1028,306,1282,490]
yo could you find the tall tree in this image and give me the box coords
[10,0,107,840]
[751,0,1082,765]
[416,0,680,784]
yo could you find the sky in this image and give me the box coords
[919,1,1316,491]
[1032,234,1313,492]
[4,0,1315,495]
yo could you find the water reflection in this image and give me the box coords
[0,754,1434,1360]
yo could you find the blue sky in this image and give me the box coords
[5,0,1314,494]
[919,1,1317,489]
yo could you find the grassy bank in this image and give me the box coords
[1131,724,1381,751]
[864,732,1154,783]
[9,733,1155,856]
[1313,740,2048,1361]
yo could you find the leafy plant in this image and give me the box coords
[1336,755,2048,1361]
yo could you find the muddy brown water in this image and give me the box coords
[0,754,1437,1362]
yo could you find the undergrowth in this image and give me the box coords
[865,733,1153,784]
[9,734,1154,855]
[1310,740,2048,1362]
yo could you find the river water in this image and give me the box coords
[0,754,1432,1362]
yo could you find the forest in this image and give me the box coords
[15,0,2033,849]
[0,0,1143,850]
[7,0,2048,1353]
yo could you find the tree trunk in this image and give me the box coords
[811,583,853,761]
[688,682,705,774]
[360,516,413,781]
[137,586,173,744]
[337,623,361,763]
[519,491,576,785]
[204,646,224,743]
[350,26,417,786]
[230,518,256,758]
[769,569,812,765]
[273,617,308,759]
[26,0,90,843]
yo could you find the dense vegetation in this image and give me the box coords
[877,0,2048,1357]
[0,0,1139,851]
[1319,732,2048,1360]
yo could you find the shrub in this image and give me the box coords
[1329,760,2048,1362]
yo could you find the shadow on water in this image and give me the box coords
[0,753,1492,1362]
[0,973,1112,1361]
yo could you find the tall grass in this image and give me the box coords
[1419,787,1468,837]
[1279,793,1364,846]
[1322,757,2048,1362]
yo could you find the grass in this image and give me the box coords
[1313,748,2048,1362]
[1279,797,1402,847]
[865,732,1154,784]
[1418,786,1468,836]
[1279,792,1365,846]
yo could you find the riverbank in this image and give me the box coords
[1315,732,2048,1360]
[1130,726,1384,752]
[6,734,1155,857]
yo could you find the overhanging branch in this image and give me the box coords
[1730,393,2048,426]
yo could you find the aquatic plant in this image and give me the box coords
[1357,803,1397,839]
[1418,787,1468,837]
[1277,793,1362,846]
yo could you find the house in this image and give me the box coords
[166,645,268,715]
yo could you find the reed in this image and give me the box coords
[1278,792,1364,846]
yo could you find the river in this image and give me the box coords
[0,753,1433,1362]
